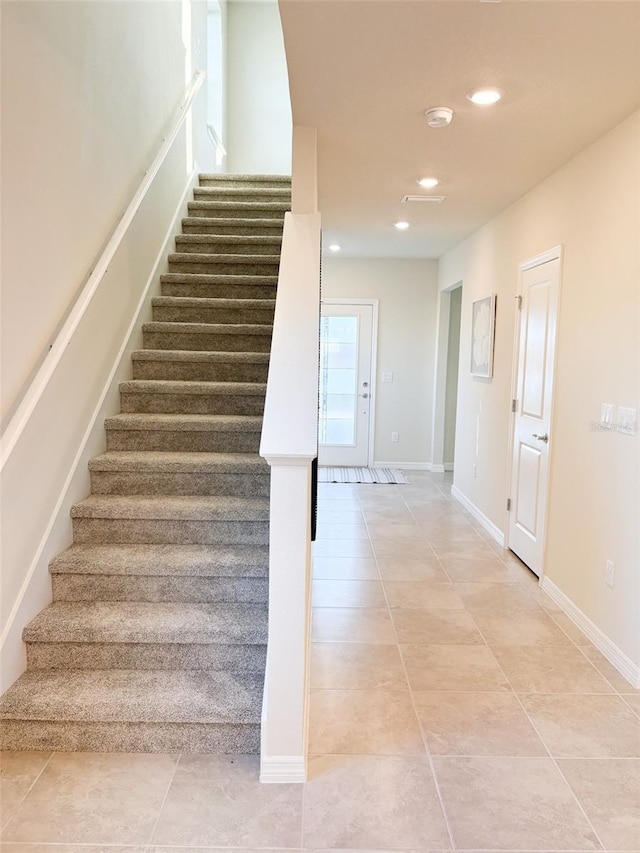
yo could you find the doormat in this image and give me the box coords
[318,467,408,484]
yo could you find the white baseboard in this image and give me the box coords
[451,485,505,547]
[260,755,307,784]
[444,463,454,472]
[540,576,640,689]
[373,461,431,471]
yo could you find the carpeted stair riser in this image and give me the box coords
[188,201,289,221]
[91,470,269,497]
[199,173,291,190]
[167,254,280,276]
[51,572,269,604]
[161,276,277,300]
[152,297,275,325]
[1,720,260,754]
[132,352,269,382]
[175,236,282,255]
[119,391,266,417]
[181,217,284,236]
[1,174,288,755]
[142,324,272,353]
[27,637,266,672]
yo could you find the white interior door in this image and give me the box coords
[318,302,373,467]
[508,249,561,576]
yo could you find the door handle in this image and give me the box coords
[532,433,549,443]
[359,392,369,399]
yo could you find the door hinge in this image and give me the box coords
[507,498,512,511]
[511,398,517,413]
[516,295,522,310]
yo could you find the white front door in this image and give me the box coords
[508,249,562,576]
[318,302,374,467]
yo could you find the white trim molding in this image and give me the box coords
[540,576,640,688]
[260,756,308,784]
[451,485,505,547]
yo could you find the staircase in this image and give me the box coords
[0,174,291,753]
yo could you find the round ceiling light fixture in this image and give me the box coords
[394,221,410,230]
[418,177,440,189]
[466,87,504,105]
[425,107,454,128]
[328,244,341,252]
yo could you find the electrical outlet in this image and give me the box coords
[391,432,399,443]
[605,559,615,588]
[601,403,613,425]
[618,407,637,436]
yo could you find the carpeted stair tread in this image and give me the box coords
[152,296,275,310]
[194,186,291,198]
[89,451,269,474]
[22,601,267,645]
[0,669,263,724]
[105,413,263,432]
[199,172,291,184]
[175,234,282,248]
[181,217,285,234]
[71,494,269,521]
[118,380,267,397]
[50,543,269,577]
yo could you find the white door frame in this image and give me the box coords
[320,298,379,467]
[504,245,563,582]
[430,281,463,473]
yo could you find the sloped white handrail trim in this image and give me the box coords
[0,70,205,470]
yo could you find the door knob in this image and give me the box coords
[532,433,549,443]
[359,392,369,399]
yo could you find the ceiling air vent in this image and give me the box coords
[401,195,445,204]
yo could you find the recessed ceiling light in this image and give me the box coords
[417,177,440,189]
[425,107,454,128]
[394,221,410,230]
[466,87,504,105]
[328,244,341,252]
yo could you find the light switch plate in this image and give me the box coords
[381,372,393,383]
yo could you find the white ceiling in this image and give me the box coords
[279,0,640,258]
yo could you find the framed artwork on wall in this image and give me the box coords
[470,294,496,378]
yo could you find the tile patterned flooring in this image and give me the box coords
[1,471,639,850]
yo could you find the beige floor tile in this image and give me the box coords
[413,691,546,756]
[548,611,594,645]
[580,646,640,694]
[308,689,426,755]
[472,609,575,646]
[1,847,147,853]
[439,556,529,583]
[372,540,436,561]
[312,607,396,644]
[422,529,484,546]
[521,694,640,757]
[312,579,387,608]
[318,484,359,499]
[376,557,448,582]
[384,581,465,610]
[361,507,417,524]
[433,756,602,850]
[558,758,640,850]
[315,523,370,540]
[152,754,302,846]
[317,498,361,510]
[453,581,541,612]
[391,609,484,644]
[312,556,379,580]
[310,642,408,689]
[313,540,374,559]
[303,755,451,849]
[317,509,364,525]
[0,752,51,831]
[369,524,425,541]
[528,585,564,611]
[401,644,510,692]
[429,540,497,559]
[2,752,177,844]
[492,645,616,694]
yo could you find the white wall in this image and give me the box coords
[0,0,207,689]
[322,257,439,467]
[443,286,462,466]
[439,110,640,668]
[225,0,292,175]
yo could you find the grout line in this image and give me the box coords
[0,750,55,834]
[147,751,181,846]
